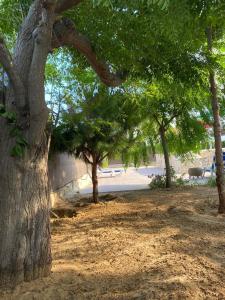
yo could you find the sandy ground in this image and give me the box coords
[1,186,225,300]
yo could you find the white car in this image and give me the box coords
[97,168,123,178]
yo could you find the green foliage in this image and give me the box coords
[0,104,28,158]
[125,75,210,166]
[149,166,175,189]
[2,0,225,164]
[149,166,186,189]
[101,157,109,168]
[0,0,31,42]
[175,176,186,186]
[51,86,142,164]
[62,0,204,84]
[122,140,152,167]
[149,174,167,189]
[207,177,217,187]
[61,0,225,168]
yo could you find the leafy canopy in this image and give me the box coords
[51,86,142,164]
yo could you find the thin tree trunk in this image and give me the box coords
[149,138,156,161]
[159,126,171,188]
[92,158,99,203]
[206,26,225,213]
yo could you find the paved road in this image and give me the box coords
[80,166,164,194]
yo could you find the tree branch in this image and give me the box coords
[164,108,183,129]
[98,152,109,164]
[83,152,93,165]
[153,114,162,127]
[28,3,56,143]
[99,152,109,163]
[13,0,43,88]
[164,114,176,128]
[0,38,25,106]
[52,18,126,87]
[55,0,83,13]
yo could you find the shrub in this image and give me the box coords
[175,177,186,186]
[149,175,167,189]
[149,166,186,189]
[207,177,217,187]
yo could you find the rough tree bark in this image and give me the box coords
[159,126,171,188]
[0,0,55,286]
[206,26,225,213]
[0,0,124,287]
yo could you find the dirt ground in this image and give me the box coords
[1,186,225,300]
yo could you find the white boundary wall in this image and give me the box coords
[154,149,215,174]
[48,153,91,198]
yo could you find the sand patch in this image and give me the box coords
[1,186,225,299]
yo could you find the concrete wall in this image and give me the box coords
[154,149,215,174]
[48,153,91,197]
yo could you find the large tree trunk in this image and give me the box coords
[91,159,99,204]
[0,0,125,287]
[206,26,225,213]
[0,0,55,287]
[0,127,51,286]
[159,126,171,188]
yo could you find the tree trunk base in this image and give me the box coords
[0,132,51,289]
[0,264,51,288]
[218,205,225,214]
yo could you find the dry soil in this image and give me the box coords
[1,186,225,300]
